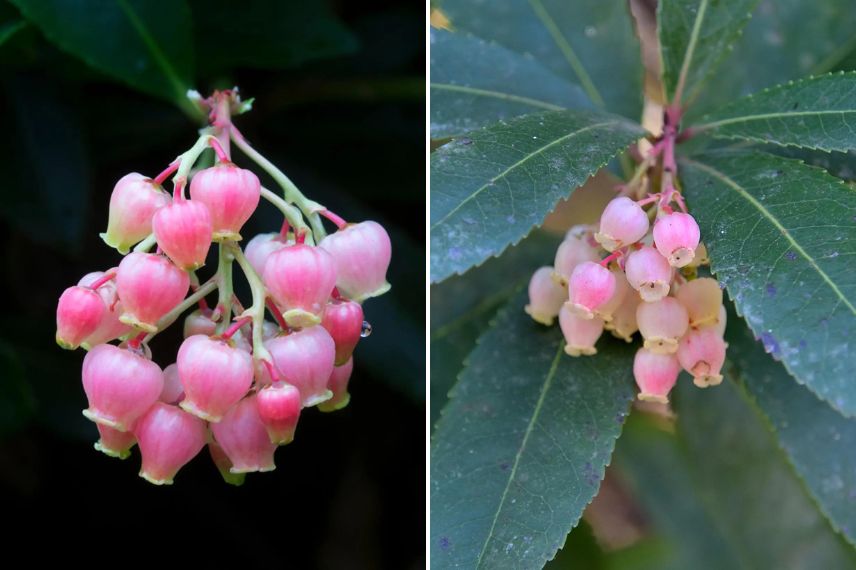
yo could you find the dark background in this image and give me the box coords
[0,1,425,565]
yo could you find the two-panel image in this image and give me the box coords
[2,0,855,567]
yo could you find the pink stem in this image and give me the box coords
[279,219,290,239]
[295,230,307,245]
[89,270,117,290]
[173,177,187,201]
[127,332,146,350]
[319,209,347,230]
[600,250,623,267]
[221,316,252,340]
[209,137,230,163]
[266,298,288,330]
[153,160,180,186]
[636,194,660,207]
[331,287,341,300]
[262,359,280,382]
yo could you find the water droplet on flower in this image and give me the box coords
[361,321,372,337]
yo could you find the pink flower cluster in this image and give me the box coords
[55,98,392,485]
[526,196,726,403]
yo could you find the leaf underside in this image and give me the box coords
[431,292,635,569]
[680,151,856,416]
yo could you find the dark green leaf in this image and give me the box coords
[658,0,759,104]
[430,110,644,282]
[190,0,358,75]
[9,0,196,114]
[681,152,856,416]
[725,311,856,546]
[0,18,25,47]
[544,521,607,570]
[694,73,856,151]
[431,291,635,568]
[675,379,856,568]
[430,28,592,139]
[431,231,561,427]
[685,0,856,116]
[615,414,742,570]
[440,0,642,119]
[615,380,856,570]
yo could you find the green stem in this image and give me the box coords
[143,277,218,343]
[260,186,313,244]
[230,128,327,241]
[133,234,157,253]
[173,132,218,197]
[228,243,273,365]
[214,243,234,333]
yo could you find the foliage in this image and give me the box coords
[430,0,856,567]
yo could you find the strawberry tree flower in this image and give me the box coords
[53,89,388,485]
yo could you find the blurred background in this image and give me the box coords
[0,1,424,565]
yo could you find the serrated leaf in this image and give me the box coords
[431,291,635,569]
[615,380,856,570]
[440,0,642,119]
[430,28,593,139]
[658,0,760,104]
[685,0,856,116]
[694,73,856,151]
[680,152,856,416]
[431,231,561,427]
[10,0,196,115]
[430,110,644,282]
[725,311,856,546]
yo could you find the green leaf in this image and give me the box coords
[440,0,642,119]
[0,19,25,47]
[725,311,856,546]
[658,0,760,104]
[544,521,607,570]
[615,414,743,570]
[431,291,635,569]
[684,0,856,116]
[430,28,593,139]
[431,231,561,427]
[680,152,856,416]
[430,110,644,282]
[615,380,856,570]
[9,0,196,114]
[675,379,856,567]
[694,73,856,152]
[190,0,358,75]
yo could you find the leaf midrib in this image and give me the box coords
[696,109,856,131]
[431,120,618,230]
[116,0,188,102]
[430,83,566,112]
[680,157,856,317]
[527,0,604,108]
[474,341,565,568]
[671,0,710,103]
